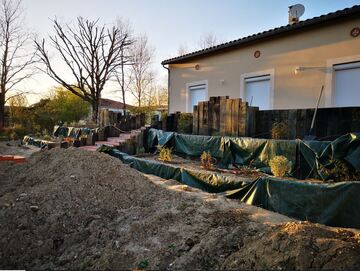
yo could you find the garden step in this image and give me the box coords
[95,141,118,147]
[78,146,98,151]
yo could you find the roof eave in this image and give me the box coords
[161,5,360,65]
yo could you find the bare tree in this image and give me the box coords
[35,17,131,123]
[129,35,154,107]
[198,33,222,49]
[113,18,134,114]
[177,43,188,56]
[0,0,37,130]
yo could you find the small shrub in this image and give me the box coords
[137,260,149,270]
[269,155,292,177]
[201,151,214,170]
[42,128,50,136]
[43,135,53,141]
[9,131,19,140]
[271,121,289,139]
[320,159,360,182]
[4,124,27,140]
[158,146,173,162]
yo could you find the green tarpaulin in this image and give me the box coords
[100,147,360,229]
[53,125,95,139]
[174,134,223,158]
[147,129,360,181]
[22,136,48,149]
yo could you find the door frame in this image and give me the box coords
[186,80,208,113]
[325,55,360,107]
[240,69,275,109]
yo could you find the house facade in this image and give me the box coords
[162,6,360,113]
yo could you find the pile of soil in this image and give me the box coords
[1,148,360,270]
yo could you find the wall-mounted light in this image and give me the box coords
[294,66,303,75]
[220,79,225,86]
[195,64,200,70]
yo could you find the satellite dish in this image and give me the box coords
[289,4,305,18]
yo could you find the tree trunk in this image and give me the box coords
[120,51,127,115]
[92,101,99,124]
[122,92,126,115]
[0,92,5,130]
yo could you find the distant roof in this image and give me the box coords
[162,5,360,65]
[99,98,134,110]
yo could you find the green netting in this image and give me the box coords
[102,148,360,229]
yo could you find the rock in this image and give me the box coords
[114,240,120,249]
[30,205,39,212]
[19,193,27,197]
[185,238,195,249]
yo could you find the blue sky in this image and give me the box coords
[22,0,360,104]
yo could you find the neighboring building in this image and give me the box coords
[98,98,134,114]
[83,98,134,124]
[162,5,360,113]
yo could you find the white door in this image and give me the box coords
[245,75,271,110]
[188,84,206,112]
[334,62,360,107]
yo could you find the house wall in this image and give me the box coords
[168,18,360,113]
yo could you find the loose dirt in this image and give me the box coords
[0,148,359,270]
[0,141,39,157]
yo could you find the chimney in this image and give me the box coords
[288,6,299,25]
[288,4,305,25]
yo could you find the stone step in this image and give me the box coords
[95,141,118,147]
[78,146,98,151]
[107,137,127,143]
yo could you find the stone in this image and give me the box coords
[30,205,39,212]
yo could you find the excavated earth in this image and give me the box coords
[0,148,360,270]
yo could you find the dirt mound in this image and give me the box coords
[1,148,360,270]
[222,221,360,270]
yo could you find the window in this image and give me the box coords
[325,55,360,107]
[333,62,360,107]
[186,80,208,112]
[240,69,274,110]
[244,75,271,110]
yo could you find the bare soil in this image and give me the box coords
[0,148,359,270]
[0,140,39,157]
[136,153,323,183]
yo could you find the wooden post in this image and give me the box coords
[238,100,248,136]
[212,97,221,135]
[220,97,227,136]
[193,105,199,135]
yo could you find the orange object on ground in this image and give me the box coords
[0,155,26,163]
